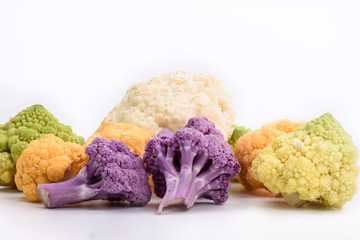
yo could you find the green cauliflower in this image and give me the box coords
[0,125,8,152]
[0,152,15,186]
[0,105,84,186]
[227,124,251,150]
[252,113,359,208]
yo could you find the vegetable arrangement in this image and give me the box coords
[0,71,358,214]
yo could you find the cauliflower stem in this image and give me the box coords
[37,167,103,208]
[281,192,309,207]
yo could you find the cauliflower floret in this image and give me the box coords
[75,122,152,174]
[0,152,15,186]
[144,117,240,213]
[252,113,359,208]
[103,71,235,139]
[234,119,305,190]
[15,134,86,202]
[84,122,151,156]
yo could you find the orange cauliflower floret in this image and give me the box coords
[14,134,86,202]
[234,119,305,190]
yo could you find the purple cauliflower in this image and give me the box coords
[144,117,240,213]
[157,128,173,138]
[36,137,152,208]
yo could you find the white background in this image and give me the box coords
[0,0,359,240]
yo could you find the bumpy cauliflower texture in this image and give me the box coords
[252,113,359,208]
[0,124,15,185]
[103,71,235,139]
[0,124,7,152]
[234,119,305,190]
[0,152,15,186]
[15,134,86,202]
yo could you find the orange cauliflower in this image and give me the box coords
[234,119,305,190]
[14,134,86,202]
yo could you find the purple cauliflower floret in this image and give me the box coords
[36,137,152,208]
[144,117,240,213]
[186,117,232,152]
[157,128,173,138]
[185,117,223,136]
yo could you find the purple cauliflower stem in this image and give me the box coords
[144,117,240,213]
[36,137,152,208]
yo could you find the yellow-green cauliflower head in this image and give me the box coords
[252,113,359,208]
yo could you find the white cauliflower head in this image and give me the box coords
[103,71,235,139]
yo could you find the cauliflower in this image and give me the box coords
[234,119,305,190]
[144,117,240,213]
[84,122,151,156]
[0,152,15,186]
[0,124,7,152]
[14,134,86,202]
[252,113,359,208]
[227,124,251,150]
[103,71,235,139]
[74,122,152,173]
[0,124,15,186]
[36,138,152,208]
[0,105,84,186]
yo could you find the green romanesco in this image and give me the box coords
[0,105,84,186]
[252,113,359,208]
[0,152,15,186]
[227,124,251,150]
[0,124,8,152]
